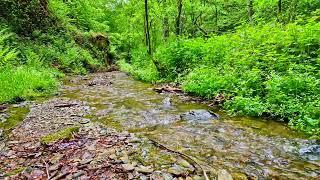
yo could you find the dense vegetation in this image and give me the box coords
[115,0,320,137]
[0,0,319,137]
[0,0,112,102]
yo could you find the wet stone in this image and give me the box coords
[162,97,172,109]
[180,109,220,123]
[299,145,320,161]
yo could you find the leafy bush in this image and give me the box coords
[0,28,18,66]
[118,47,159,82]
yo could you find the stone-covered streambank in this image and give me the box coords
[0,98,212,179]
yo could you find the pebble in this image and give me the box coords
[120,155,129,163]
[80,118,91,124]
[135,166,154,173]
[80,158,93,165]
[177,159,191,168]
[73,171,85,178]
[109,154,117,160]
[162,173,174,180]
[231,173,248,180]
[218,169,233,180]
[167,165,185,176]
[193,175,204,180]
[122,164,135,171]
[129,137,141,143]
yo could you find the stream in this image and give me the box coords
[1,71,319,179]
[59,72,319,179]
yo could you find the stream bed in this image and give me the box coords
[58,72,320,179]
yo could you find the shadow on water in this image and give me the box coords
[61,72,319,179]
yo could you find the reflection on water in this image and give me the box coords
[61,72,319,179]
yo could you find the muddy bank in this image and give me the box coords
[1,71,319,179]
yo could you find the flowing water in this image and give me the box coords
[59,72,319,179]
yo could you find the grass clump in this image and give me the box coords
[40,126,80,145]
[5,167,26,177]
[0,66,59,103]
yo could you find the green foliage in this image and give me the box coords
[127,20,320,136]
[154,39,207,80]
[21,36,103,74]
[118,47,159,82]
[0,0,52,35]
[49,0,109,33]
[0,28,18,66]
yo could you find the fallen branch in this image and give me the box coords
[153,85,182,93]
[147,137,209,180]
[54,104,79,108]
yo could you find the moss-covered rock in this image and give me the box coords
[40,126,80,145]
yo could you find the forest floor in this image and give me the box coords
[0,72,208,180]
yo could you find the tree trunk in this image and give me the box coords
[163,17,169,40]
[247,0,253,23]
[278,0,282,14]
[214,2,218,31]
[175,0,183,36]
[163,0,169,41]
[144,0,152,55]
[277,0,282,22]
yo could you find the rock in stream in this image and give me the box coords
[299,145,320,161]
[180,109,220,123]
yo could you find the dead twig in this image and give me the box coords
[147,137,209,180]
[42,159,50,180]
[51,171,71,180]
